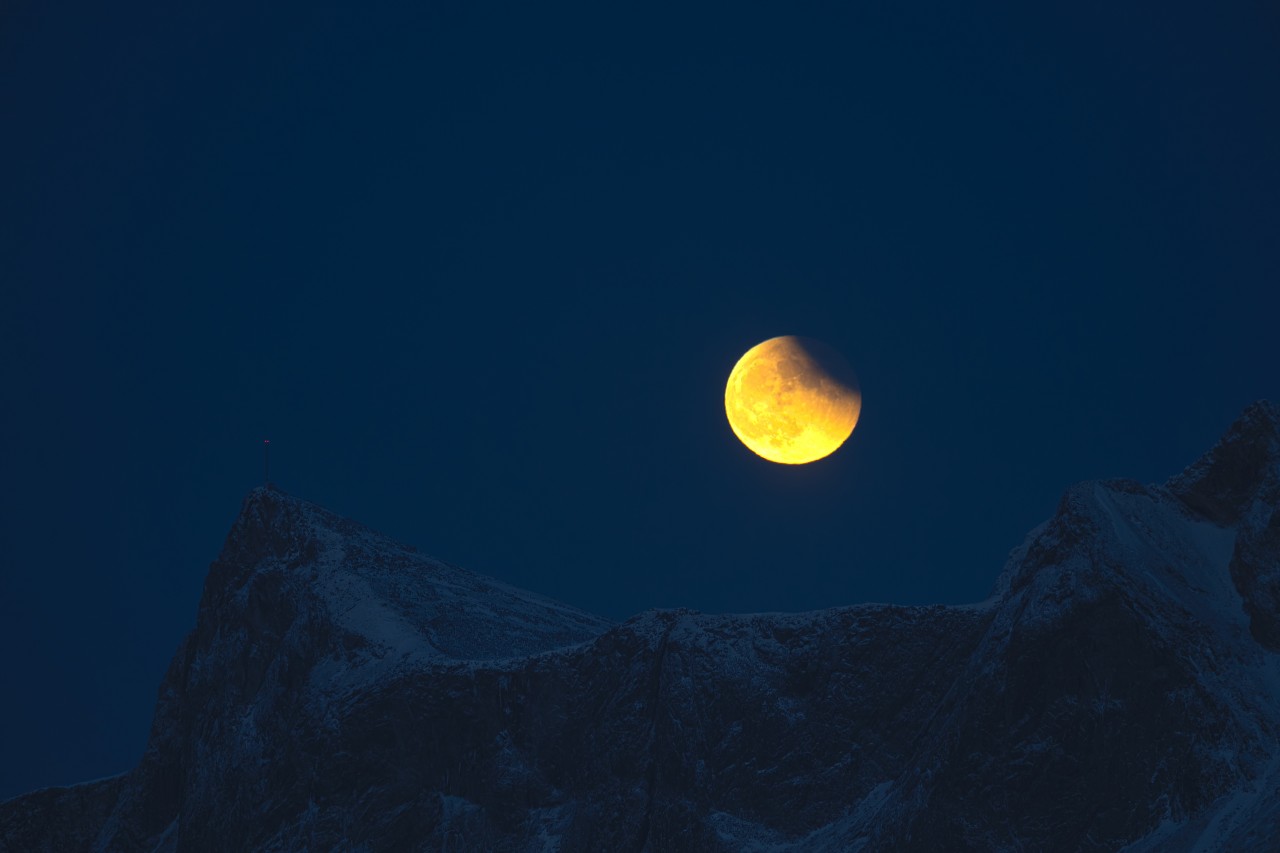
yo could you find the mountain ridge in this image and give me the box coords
[2,401,1278,851]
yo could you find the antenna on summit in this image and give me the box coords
[263,439,270,486]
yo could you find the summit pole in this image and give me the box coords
[264,439,270,486]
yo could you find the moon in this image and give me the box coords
[724,336,862,465]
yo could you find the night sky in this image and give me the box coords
[3,0,1278,801]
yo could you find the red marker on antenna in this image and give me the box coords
[264,439,270,486]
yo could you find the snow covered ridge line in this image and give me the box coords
[2,400,1280,852]
[211,484,617,669]
[224,396,1280,630]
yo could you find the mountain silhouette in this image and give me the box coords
[3,402,1279,851]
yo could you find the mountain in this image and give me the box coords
[2,402,1279,852]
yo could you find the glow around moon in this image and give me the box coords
[724,336,862,465]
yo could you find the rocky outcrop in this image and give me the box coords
[2,403,1279,851]
[1168,401,1280,650]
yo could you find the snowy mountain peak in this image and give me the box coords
[191,486,614,720]
[216,485,410,570]
[1168,400,1280,526]
[201,486,371,605]
[992,403,1278,637]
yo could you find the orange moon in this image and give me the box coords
[724,336,862,464]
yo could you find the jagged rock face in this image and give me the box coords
[1170,402,1280,650]
[1169,401,1279,527]
[3,403,1280,852]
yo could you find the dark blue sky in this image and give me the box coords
[2,0,1277,800]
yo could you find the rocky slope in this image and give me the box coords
[2,402,1278,852]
